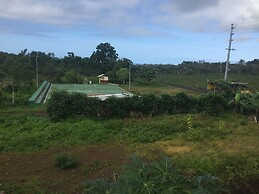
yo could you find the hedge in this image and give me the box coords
[46,91,228,122]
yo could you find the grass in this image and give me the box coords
[1,109,259,184]
[153,73,259,90]
[1,72,259,193]
[121,84,201,96]
[120,73,259,96]
[55,153,79,169]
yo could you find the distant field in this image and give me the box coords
[121,84,202,96]
[121,73,259,96]
[122,73,259,95]
[153,73,259,90]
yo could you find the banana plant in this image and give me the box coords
[228,92,259,123]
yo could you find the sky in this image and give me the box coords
[0,0,259,64]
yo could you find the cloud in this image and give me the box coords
[0,0,140,25]
[0,0,259,36]
[235,34,251,42]
[155,0,259,31]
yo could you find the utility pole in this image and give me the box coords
[36,52,39,88]
[224,24,235,81]
[77,65,80,84]
[128,61,132,92]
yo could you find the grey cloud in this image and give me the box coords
[0,0,259,36]
[154,0,259,32]
[0,0,140,25]
[163,0,219,12]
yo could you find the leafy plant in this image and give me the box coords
[83,156,226,194]
[198,92,227,116]
[54,153,79,169]
[228,92,259,121]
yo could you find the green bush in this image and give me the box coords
[174,92,196,114]
[83,156,227,194]
[102,96,130,118]
[199,92,227,116]
[140,94,159,116]
[54,153,79,169]
[157,94,175,114]
[46,91,73,121]
[46,91,230,121]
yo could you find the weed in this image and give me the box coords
[81,164,90,175]
[90,160,102,171]
[54,153,79,169]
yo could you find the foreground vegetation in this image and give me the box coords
[1,105,259,192]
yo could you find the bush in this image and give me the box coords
[83,156,227,194]
[54,153,79,169]
[157,94,175,114]
[198,92,227,116]
[47,91,103,121]
[140,94,159,116]
[84,97,102,118]
[174,92,196,114]
[102,96,130,118]
[46,91,230,121]
[47,91,73,122]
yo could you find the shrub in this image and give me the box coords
[174,92,196,113]
[54,153,79,169]
[140,94,159,116]
[83,155,227,194]
[102,96,130,118]
[199,92,227,116]
[47,91,73,122]
[84,97,102,118]
[70,93,88,115]
[46,91,230,121]
[157,94,175,114]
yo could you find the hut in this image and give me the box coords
[98,74,109,84]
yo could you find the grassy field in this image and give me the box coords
[121,84,202,96]
[1,106,259,193]
[155,73,259,90]
[1,73,259,193]
[121,73,259,96]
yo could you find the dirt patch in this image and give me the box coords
[0,144,129,193]
[163,145,191,154]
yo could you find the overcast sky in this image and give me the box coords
[0,0,259,64]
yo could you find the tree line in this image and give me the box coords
[0,42,259,107]
[0,43,159,86]
[1,43,259,87]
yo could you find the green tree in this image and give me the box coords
[116,68,129,84]
[61,69,81,84]
[90,42,118,73]
[137,66,157,83]
[114,58,132,70]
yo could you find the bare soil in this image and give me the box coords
[0,144,129,193]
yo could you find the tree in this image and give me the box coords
[137,66,157,83]
[114,58,132,71]
[61,70,82,84]
[116,68,129,84]
[90,42,118,73]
